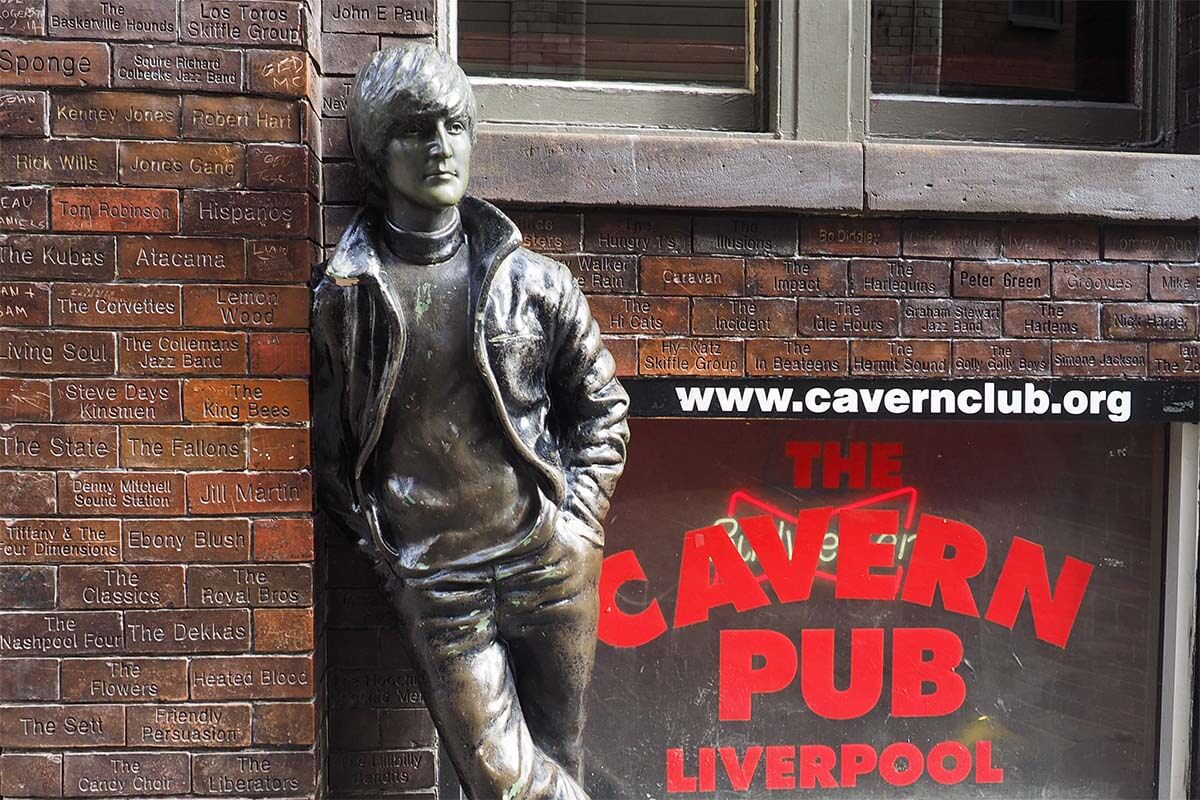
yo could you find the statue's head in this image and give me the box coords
[348,44,477,212]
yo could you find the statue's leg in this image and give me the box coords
[393,566,589,800]
[497,529,602,786]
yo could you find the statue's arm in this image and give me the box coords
[311,278,371,542]
[548,263,631,546]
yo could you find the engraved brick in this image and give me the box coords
[330,749,433,795]
[193,750,316,795]
[1150,341,1200,377]
[123,609,250,654]
[562,254,636,294]
[1150,264,1200,301]
[61,658,189,703]
[59,564,184,610]
[0,330,115,375]
[254,608,313,652]
[0,752,61,797]
[901,299,1000,338]
[48,0,177,40]
[188,564,311,608]
[59,471,185,516]
[1004,301,1099,339]
[123,518,250,563]
[588,295,687,335]
[638,338,743,377]
[53,90,179,138]
[0,612,124,657]
[122,425,244,469]
[53,283,181,328]
[183,284,309,329]
[851,340,951,377]
[249,426,309,470]
[120,142,244,189]
[182,190,307,236]
[0,139,117,184]
[126,702,251,746]
[0,186,47,231]
[745,257,847,297]
[0,470,55,514]
[0,89,47,136]
[745,339,846,377]
[904,219,1000,258]
[850,258,949,297]
[586,212,690,255]
[330,668,424,709]
[0,0,44,35]
[249,332,310,376]
[692,297,795,337]
[380,709,436,748]
[253,702,315,745]
[0,566,54,608]
[246,49,309,97]
[0,40,109,87]
[604,336,637,377]
[186,471,312,514]
[1,706,121,749]
[183,378,308,422]
[508,210,582,253]
[0,377,50,421]
[119,235,245,280]
[63,751,190,796]
[0,233,116,279]
[0,280,48,325]
[119,332,247,376]
[184,95,299,142]
[323,0,434,33]
[1052,261,1148,300]
[113,45,242,92]
[641,256,743,296]
[319,75,353,118]
[1002,222,1100,260]
[0,518,121,563]
[0,423,116,468]
[801,217,897,256]
[252,517,313,562]
[183,0,304,46]
[953,260,1050,299]
[52,188,178,234]
[0,659,59,700]
[247,238,311,282]
[796,298,898,338]
[1102,302,1198,340]
[952,340,1051,377]
[1052,341,1148,377]
[190,655,312,699]
[247,144,308,190]
[1104,224,1198,261]
[53,379,180,423]
[695,215,797,257]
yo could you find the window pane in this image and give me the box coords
[586,419,1163,797]
[458,0,750,87]
[871,0,1135,102]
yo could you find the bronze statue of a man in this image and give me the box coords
[311,44,629,800]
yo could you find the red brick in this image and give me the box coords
[118,235,246,281]
[0,280,49,325]
[952,340,1051,377]
[603,336,637,377]
[692,297,795,336]
[125,702,250,746]
[0,2,44,38]
[190,655,312,699]
[59,565,185,610]
[638,339,743,376]
[61,657,188,702]
[122,425,246,469]
[253,702,315,745]
[119,141,245,189]
[247,238,313,282]
[745,257,848,297]
[119,332,247,376]
[183,378,308,423]
[641,256,744,296]
[320,75,353,118]
[850,340,951,377]
[510,210,583,253]
[695,214,797,257]
[53,379,181,423]
[850,259,950,297]
[1052,262,1148,300]
[1150,342,1200,377]
[901,299,1001,338]
[183,284,309,328]
[904,220,1000,258]
[0,659,59,701]
[588,296,688,335]
[0,518,121,563]
[0,139,117,184]
[1003,301,1099,339]
[1101,302,1198,340]
[801,217,898,256]
[249,426,309,470]
[0,40,109,87]
[0,330,115,375]
[112,44,241,92]
[52,283,181,327]
[796,298,899,337]
[0,753,62,797]
[0,704,124,748]
[0,471,55,514]
[182,190,307,236]
[1149,264,1200,301]
[182,0,304,46]
[1104,224,1198,261]
[63,751,190,796]
[123,518,250,563]
[252,517,313,562]
[0,89,48,136]
[247,144,309,190]
[246,49,310,97]
[0,186,48,231]
[48,0,178,40]
[953,261,1050,298]
[123,609,250,655]
[254,608,314,653]
[0,565,55,608]
[1002,222,1100,260]
[52,188,178,234]
[1052,342,1148,377]
[563,254,637,294]
[193,751,315,794]
[0,377,50,421]
[0,423,116,468]
[186,471,311,514]
[586,212,690,255]
[59,471,185,516]
[249,332,310,376]
[183,95,299,143]
[746,339,847,377]
[52,90,179,138]
[0,233,116,280]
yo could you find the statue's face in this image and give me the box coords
[384,108,472,211]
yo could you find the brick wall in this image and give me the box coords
[0,0,321,797]
[1179,0,1199,154]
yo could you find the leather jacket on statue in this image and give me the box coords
[311,196,630,562]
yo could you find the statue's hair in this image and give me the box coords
[347,44,477,202]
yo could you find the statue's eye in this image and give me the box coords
[448,121,466,135]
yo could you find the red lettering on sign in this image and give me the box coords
[983,536,1093,648]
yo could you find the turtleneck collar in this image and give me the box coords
[381,208,464,265]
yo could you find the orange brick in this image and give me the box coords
[249,332,310,375]
[253,517,313,562]
[254,608,314,652]
[249,426,310,470]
